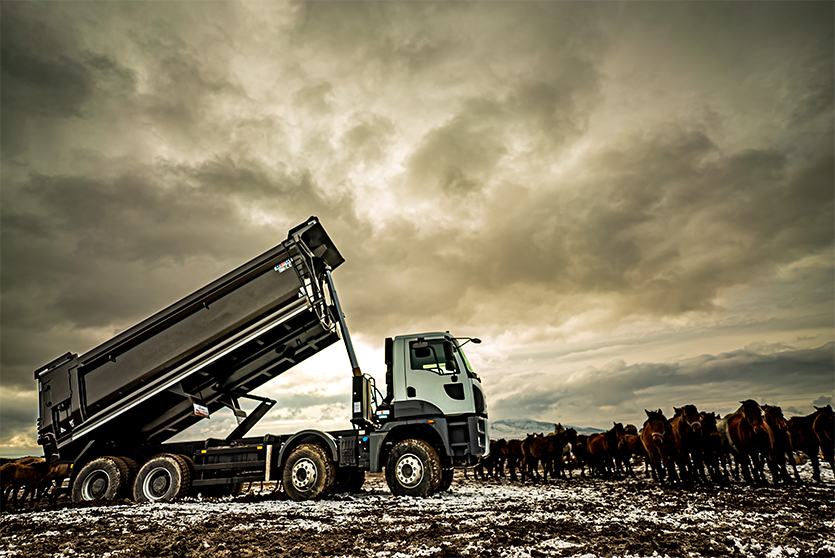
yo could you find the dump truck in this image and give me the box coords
[34,217,488,502]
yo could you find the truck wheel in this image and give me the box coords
[71,456,130,503]
[437,467,454,493]
[385,439,442,497]
[133,454,191,503]
[115,456,139,498]
[282,444,334,501]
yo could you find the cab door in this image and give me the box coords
[402,337,474,416]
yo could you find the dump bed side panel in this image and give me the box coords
[79,258,302,416]
[35,217,344,463]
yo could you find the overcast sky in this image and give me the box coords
[1,1,833,456]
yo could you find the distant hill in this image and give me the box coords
[489,418,604,440]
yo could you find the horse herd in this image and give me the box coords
[472,401,834,487]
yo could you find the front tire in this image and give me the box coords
[71,456,130,503]
[282,444,335,501]
[385,439,442,497]
[133,454,191,503]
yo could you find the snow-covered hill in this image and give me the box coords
[488,418,603,440]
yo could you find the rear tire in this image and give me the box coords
[133,454,191,503]
[385,439,442,497]
[71,456,130,503]
[282,444,335,501]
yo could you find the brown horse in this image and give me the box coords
[549,428,578,480]
[572,435,590,478]
[521,433,555,481]
[506,439,525,481]
[788,407,831,482]
[699,411,728,483]
[719,399,776,484]
[640,409,678,483]
[473,438,508,480]
[618,433,646,477]
[762,405,801,484]
[670,405,707,483]
[586,432,612,477]
[812,404,834,479]
[602,423,627,477]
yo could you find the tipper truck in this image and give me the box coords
[34,217,488,502]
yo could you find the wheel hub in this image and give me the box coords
[82,471,111,500]
[292,458,317,491]
[396,453,424,487]
[143,466,172,500]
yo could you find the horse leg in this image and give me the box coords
[821,448,835,482]
[787,451,802,484]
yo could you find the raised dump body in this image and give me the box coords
[35,217,344,464]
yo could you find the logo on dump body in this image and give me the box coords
[275,258,293,273]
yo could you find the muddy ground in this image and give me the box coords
[1,466,833,558]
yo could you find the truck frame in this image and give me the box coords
[34,217,488,502]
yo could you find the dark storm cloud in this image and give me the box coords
[343,127,833,336]
[491,343,834,421]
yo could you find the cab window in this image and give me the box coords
[410,339,452,374]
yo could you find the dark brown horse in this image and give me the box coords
[602,423,627,476]
[812,404,834,479]
[640,409,678,483]
[473,438,509,480]
[618,433,646,477]
[670,405,707,483]
[549,428,578,480]
[787,407,831,482]
[719,399,776,484]
[699,411,728,483]
[586,432,612,477]
[506,439,525,481]
[572,435,590,478]
[762,405,801,484]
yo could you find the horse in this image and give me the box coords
[520,433,548,481]
[670,405,707,483]
[505,439,525,481]
[1,457,50,507]
[586,433,612,477]
[547,423,566,436]
[572,435,590,478]
[762,405,801,484]
[719,399,776,484]
[812,404,834,479]
[602,423,627,477]
[472,438,508,480]
[618,433,646,478]
[548,428,578,480]
[699,411,728,483]
[640,409,678,483]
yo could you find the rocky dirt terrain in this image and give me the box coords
[1,464,833,558]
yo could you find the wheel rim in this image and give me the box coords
[143,466,172,501]
[291,458,317,491]
[396,453,424,488]
[81,470,111,501]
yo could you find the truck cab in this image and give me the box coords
[346,332,489,497]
